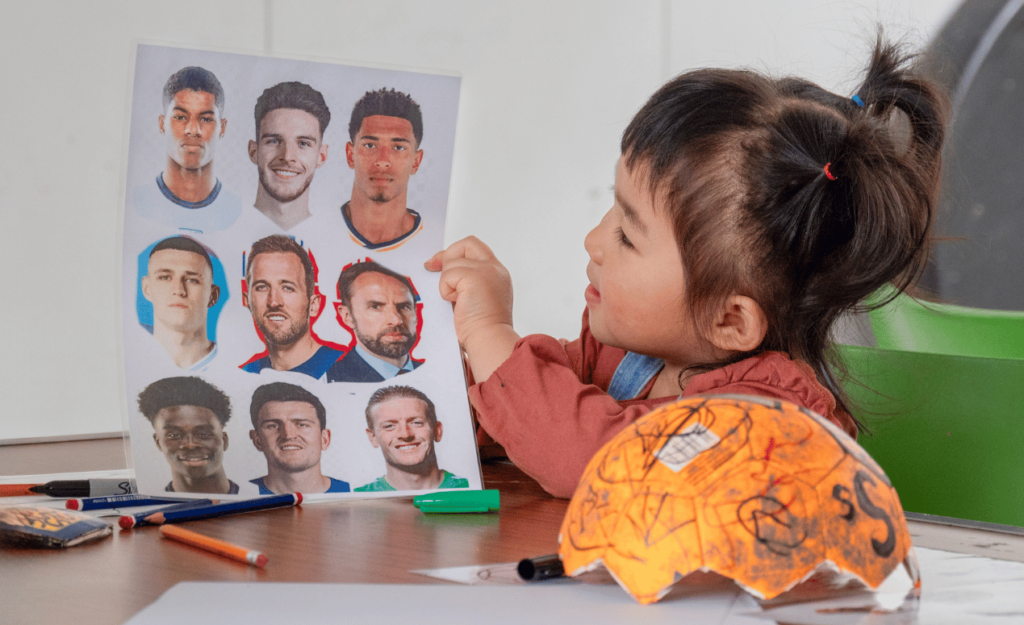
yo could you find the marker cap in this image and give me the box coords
[413,489,499,513]
[518,554,565,581]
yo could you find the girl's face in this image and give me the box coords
[584,158,708,367]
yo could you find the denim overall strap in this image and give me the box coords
[607,352,665,401]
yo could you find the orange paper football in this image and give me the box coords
[559,395,918,604]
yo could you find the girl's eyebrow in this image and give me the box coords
[615,190,649,237]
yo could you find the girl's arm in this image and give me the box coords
[469,330,662,498]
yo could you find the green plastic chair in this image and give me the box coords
[840,344,1024,528]
[867,287,1024,360]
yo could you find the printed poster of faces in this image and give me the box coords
[121,44,479,499]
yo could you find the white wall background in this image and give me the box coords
[0,0,959,443]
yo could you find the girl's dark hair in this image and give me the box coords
[621,37,948,429]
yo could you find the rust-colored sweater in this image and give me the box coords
[470,311,855,498]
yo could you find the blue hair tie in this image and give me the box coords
[851,94,865,107]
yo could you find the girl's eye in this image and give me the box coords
[616,228,634,249]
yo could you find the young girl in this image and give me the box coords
[425,40,947,498]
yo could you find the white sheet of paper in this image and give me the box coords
[124,581,747,625]
[411,562,525,585]
[125,547,1024,625]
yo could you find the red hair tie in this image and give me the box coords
[823,163,837,181]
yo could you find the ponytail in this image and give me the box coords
[764,39,948,425]
[842,38,947,303]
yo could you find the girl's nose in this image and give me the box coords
[584,217,606,264]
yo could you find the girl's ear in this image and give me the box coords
[709,294,767,353]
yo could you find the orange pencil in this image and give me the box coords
[0,484,40,497]
[159,525,268,567]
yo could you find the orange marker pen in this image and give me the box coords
[159,525,268,567]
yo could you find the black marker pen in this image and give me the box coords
[30,478,136,498]
[518,554,565,581]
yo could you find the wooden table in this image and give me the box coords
[0,439,568,625]
[6,438,1024,625]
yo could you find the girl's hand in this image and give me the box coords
[425,236,520,382]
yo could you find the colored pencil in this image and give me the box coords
[160,525,268,567]
[119,493,302,529]
[0,484,40,497]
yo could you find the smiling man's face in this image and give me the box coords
[366,396,441,473]
[249,108,327,204]
[246,251,318,349]
[250,400,328,474]
[152,405,228,486]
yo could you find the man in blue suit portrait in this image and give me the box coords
[327,260,421,383]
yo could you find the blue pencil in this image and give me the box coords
[66,494,191,511]
[118,493,302,529]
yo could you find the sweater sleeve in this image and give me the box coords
[469,332,668,499]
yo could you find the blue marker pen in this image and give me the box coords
[66,494,191,511]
